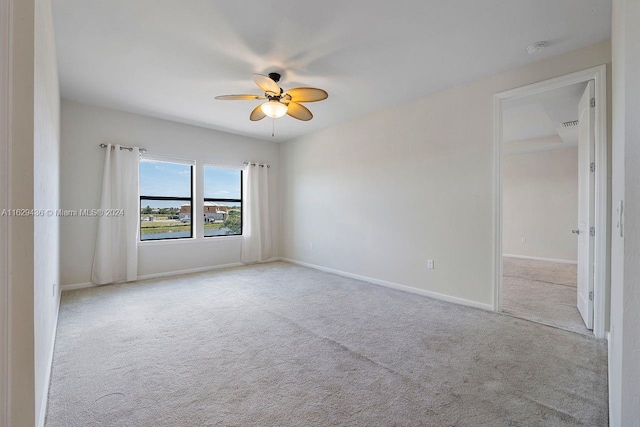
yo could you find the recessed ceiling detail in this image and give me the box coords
[503,81,588,150]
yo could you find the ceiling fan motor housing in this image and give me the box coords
[268,72,281,83]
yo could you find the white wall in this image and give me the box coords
[60,100,280,286]
[280,41,610,307]
[5,0,36,424]
[34,0,61,424]
[609,0,640,425]
[503,143,578,262]
[0,0,10,423]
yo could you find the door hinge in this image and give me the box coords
[590,98,596,108]
[590,226,595,237]
[590,162,595,172]
[589,291,594,301]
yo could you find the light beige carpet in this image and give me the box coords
[502,257,590,336]
[46,261,607,426]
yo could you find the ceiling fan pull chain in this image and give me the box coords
[272,119,275,138]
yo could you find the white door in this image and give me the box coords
[576,80,595,330]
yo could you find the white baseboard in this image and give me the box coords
[61,282,94,291]
[137,262,245,281]
[61,258,284,292]
[38,290,60,427]
[281,258,493,312]
[239,257,283,265]
[502,254,577,265]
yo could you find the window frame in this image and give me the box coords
[139,157,194,242]
[203,165,243,238]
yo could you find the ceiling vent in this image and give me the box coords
[562,120,579,127]
[527,41,548,55]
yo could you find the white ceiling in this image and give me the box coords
[503,81,588,150]
[51,0,611,142]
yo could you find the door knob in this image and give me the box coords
[572,229,580,235]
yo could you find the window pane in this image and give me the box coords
[140,159,191,198]
[204,166,241,200]
[204,202,241,237]
[140,200,192,241]
[204,165,242,238]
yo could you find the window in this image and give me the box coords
[203,166,242,237]
[139,158,193,241]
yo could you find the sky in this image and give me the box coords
[140,159,241,209]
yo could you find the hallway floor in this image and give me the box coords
[502,257,590,336]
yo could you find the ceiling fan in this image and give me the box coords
[215,73,328,122]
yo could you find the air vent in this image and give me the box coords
[562,120,579,127]
[527,41,548,55]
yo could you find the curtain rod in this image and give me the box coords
[244,162,270,168]
[99,143,147,153]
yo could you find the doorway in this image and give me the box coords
[501,79,589,334]
[493,66,608,338]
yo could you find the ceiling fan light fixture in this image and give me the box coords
[261,100,288,118]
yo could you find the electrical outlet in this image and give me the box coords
[427,259,434,269]
[521,237,527,243]
[52,282,57,296]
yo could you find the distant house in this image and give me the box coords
[204,202,229,222]
[179,202,229,221]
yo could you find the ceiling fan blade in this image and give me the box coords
[286,102,313,121]
[252,74,281,95]
[215,94,265,100]
[250,104,266,121]
[284,87,328,102]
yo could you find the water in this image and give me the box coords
[204,228,233,237]
[141,228,234,241]
[141,231,191,241]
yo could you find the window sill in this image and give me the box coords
[138,235,243,246]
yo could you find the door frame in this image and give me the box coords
[493,65,608,339]
[0,0,12,422]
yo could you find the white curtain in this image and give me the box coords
[241,163,272,263]
[91,144,139,285]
